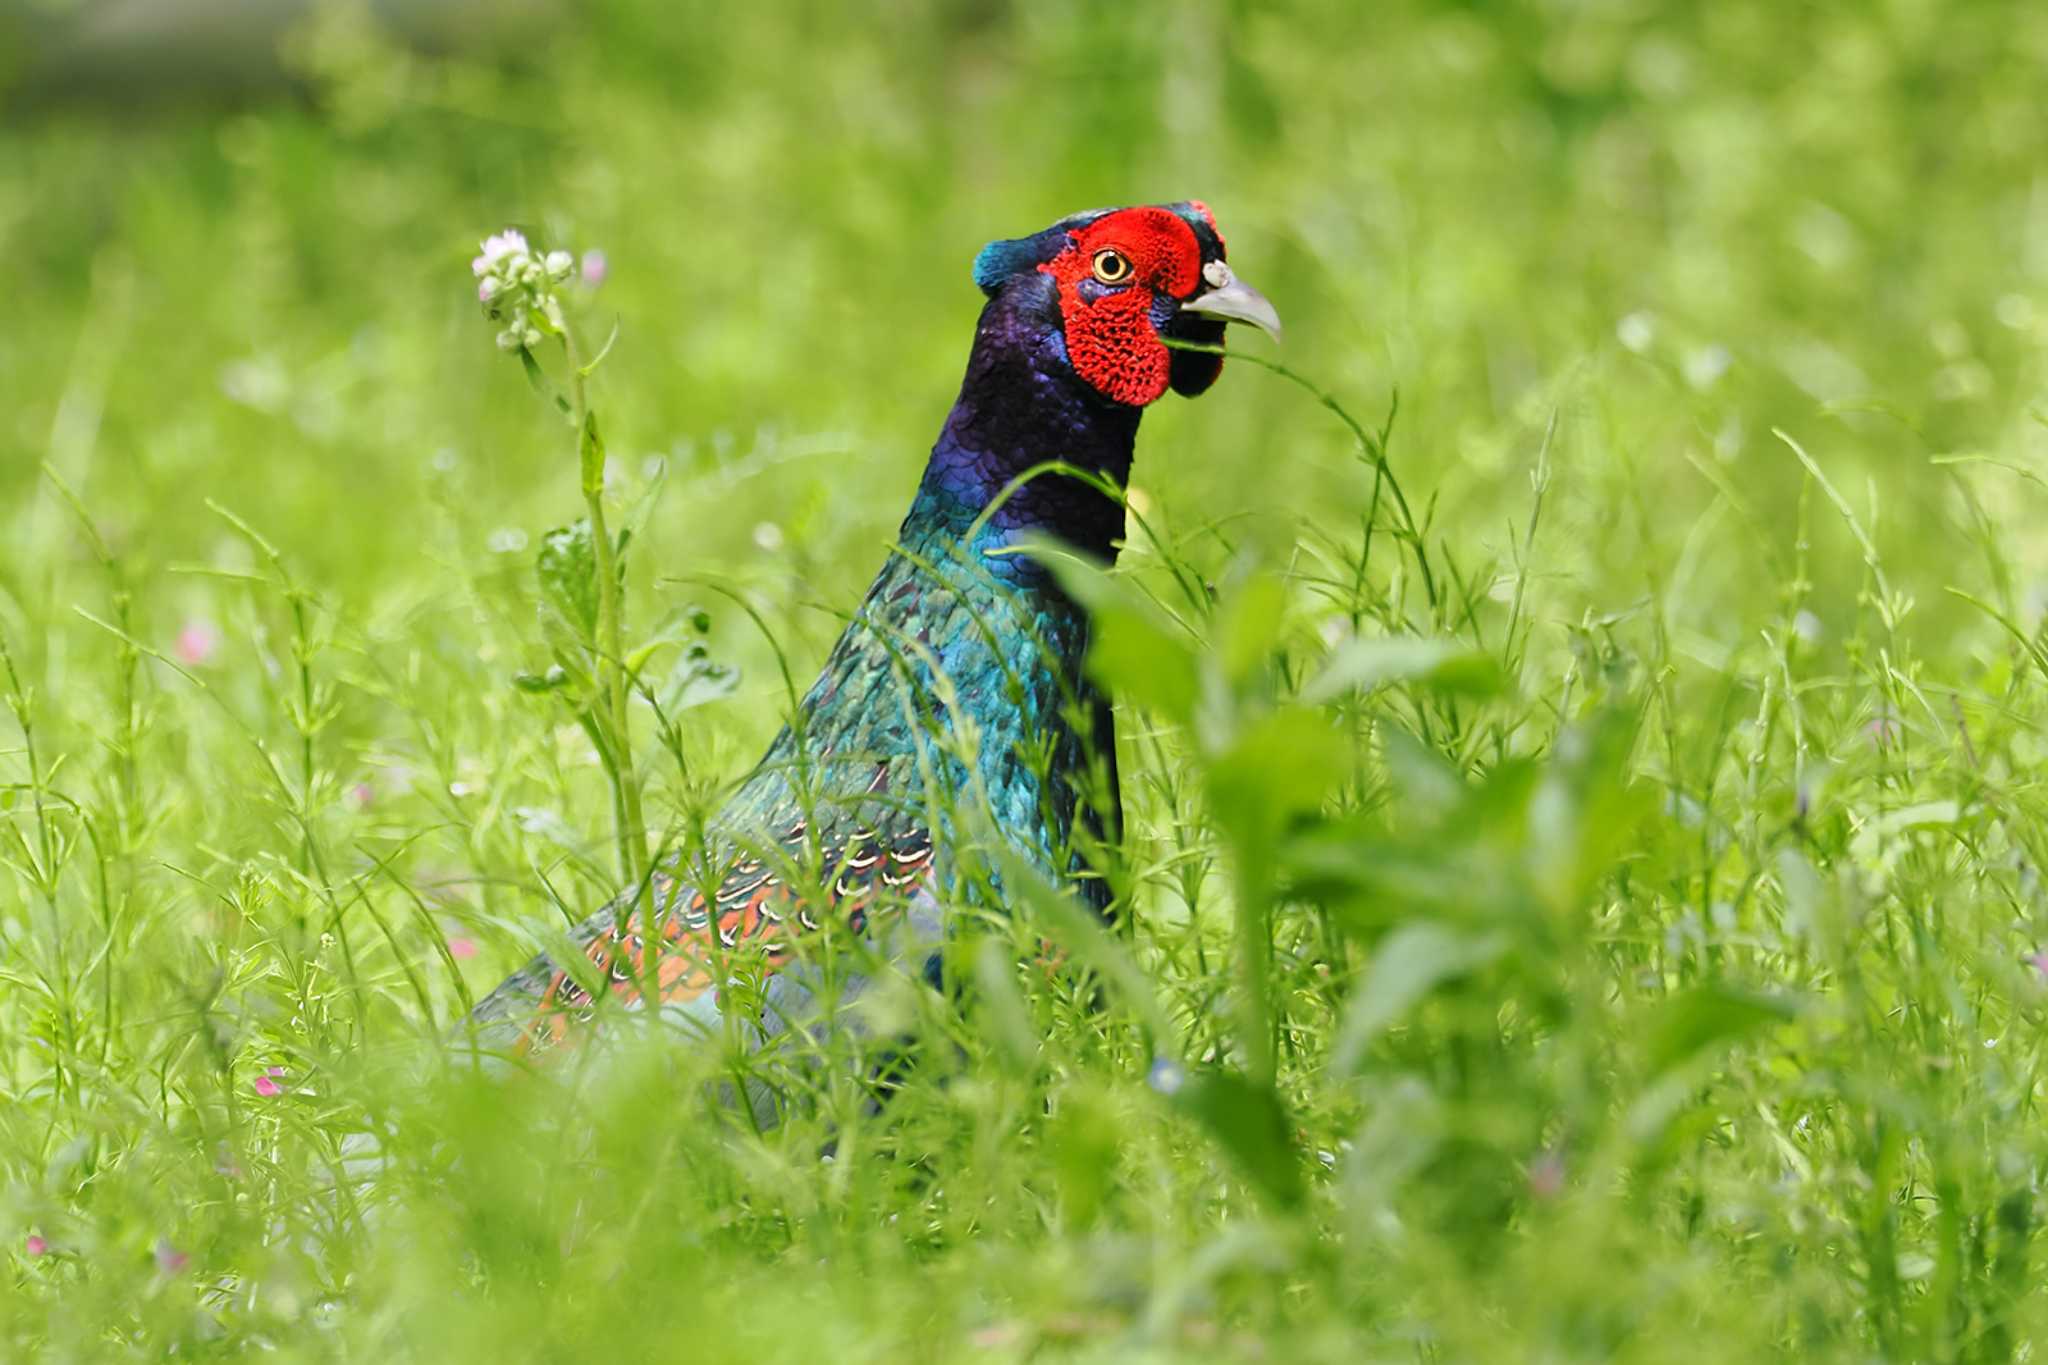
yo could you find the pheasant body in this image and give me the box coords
[465,203,1277,1090]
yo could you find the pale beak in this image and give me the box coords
[1181,260,1283,343]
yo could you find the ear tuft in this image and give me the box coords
[972,238,1038,296]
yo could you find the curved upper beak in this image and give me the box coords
[1181,260,1283,343]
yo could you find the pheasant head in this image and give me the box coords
[970,201,1282,408]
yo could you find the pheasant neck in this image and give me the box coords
[771,280,1128,900]
[907,279,1140,582]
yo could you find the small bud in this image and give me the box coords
[545,250,573,281]
[581,249,608,287]
[496,328,524,352]
[478,278,499,304]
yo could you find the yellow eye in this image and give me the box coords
[1091,249,1134,284]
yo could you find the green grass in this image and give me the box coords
[6,0,2048,1358]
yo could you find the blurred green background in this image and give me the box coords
[8,0,2046,647]
[7,1,2048,1359]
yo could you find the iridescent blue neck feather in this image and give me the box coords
[913,270,1140,583]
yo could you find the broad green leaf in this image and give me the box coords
[537,520,600,642]
[1777,846,1844,963]
[1303,636,1505,704]
[1380,725,1466,825]
[661,643,741,713]
[1214,572,1288,686]
[1627,985,1802,1153]
[1205,706,1347,844]
[1878,799,1960,832]
[1034,547,1199,723]
[1173,1069,1305,1210]
[1526,707,1646,914]
[1332,923,1509,1071]
[1280,816,1522,929]
[511,665,570,694]
[1047,1082,1122,1225]
[1847,799,1963,870]
[1642,984,1800,1077]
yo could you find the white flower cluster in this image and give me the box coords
[472,229,574,352]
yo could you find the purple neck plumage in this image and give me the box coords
[906,275,1141,582]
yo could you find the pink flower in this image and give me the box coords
[1527,1150,1566,1199]
[253,1066,286,1097]
[154,1239,188,1275]
[448,936,478,961]
[472,229,530,277]
[349,781,375,809]
[2028,952,2048,978]
[581,249,607,287]
[24,1234,46,1257]
[174,620,220,667]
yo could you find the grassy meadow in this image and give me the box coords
[6,0,2048,1358]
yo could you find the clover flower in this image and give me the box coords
[175,620,220,667]
[473,229,529,274]
[471,228,578,353]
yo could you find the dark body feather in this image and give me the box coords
[464,268,1139,1077]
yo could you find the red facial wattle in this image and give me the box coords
[1038,207,1208,407]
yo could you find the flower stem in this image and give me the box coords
[561,326,651,907]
